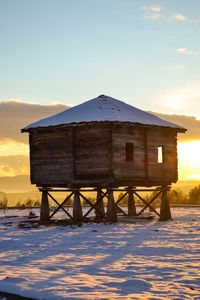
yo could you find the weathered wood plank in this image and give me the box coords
[29,122,179,187]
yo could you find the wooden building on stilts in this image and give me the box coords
[22,95,186,223]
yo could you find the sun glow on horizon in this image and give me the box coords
[186,174,200,179]
[178,140,200,180]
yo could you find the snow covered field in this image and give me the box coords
[0,208,199,300]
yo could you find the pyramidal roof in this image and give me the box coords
[22,95,186,131]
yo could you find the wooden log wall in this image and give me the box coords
[29,122,178,188]
[112,124,178,185]
[30,128,74,186]
[30,123,111,187]
[147,128,177,182]
[74,124,110,185]
[112,124,146,181]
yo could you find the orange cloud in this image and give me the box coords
[0,140,29,156]
[176,48,200,55]
[0,155,29,177]
[151,7,162,12]
[173,13,186,21]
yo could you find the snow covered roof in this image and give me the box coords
[22,95,186,132]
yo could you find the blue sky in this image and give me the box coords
[0,0,200,115]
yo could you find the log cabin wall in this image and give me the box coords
[112,124,146,184]
[112,124,178,186]
[73,123,110,186]
[29,128,74,186]
[29,122,178,188]
[147,127,178,183]
[29,123,111,187]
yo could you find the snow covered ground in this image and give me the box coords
[0,207,199,300]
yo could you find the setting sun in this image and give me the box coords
[178,140,200,180]
[166,96,183,110]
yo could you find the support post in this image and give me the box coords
[95,188,105,220]
[73,189,82,223]
[40,189,50,222]
[160,186,171,221]
[106,188,117,222]
[128,187,137,216]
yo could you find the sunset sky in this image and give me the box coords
[0,0,200,180]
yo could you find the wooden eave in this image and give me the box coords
[21,121,187,134]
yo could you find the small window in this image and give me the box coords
[126,143,133,161]
[157,146,164,163]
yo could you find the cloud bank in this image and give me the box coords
[0,155,29,177]
[0,101,69,144]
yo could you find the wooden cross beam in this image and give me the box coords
[101,190,108,198]
[79,192,104,218]
[48,191,73,219]
[134,191,161,217]
[115,204,127,216]
[101,190,128,217]
[114,191,128,216]
[82,191,108,219]
[115,191,128,205]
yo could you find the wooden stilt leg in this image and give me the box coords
[160,187,172,221]
[40,189,50,222]
[73,190,82,223]
[128,187,137,216]
[95,188,105,220]
[106,188,117,222]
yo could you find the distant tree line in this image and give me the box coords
[0,185,200,208]
[0,196,8,208]
[114,185,200,207]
